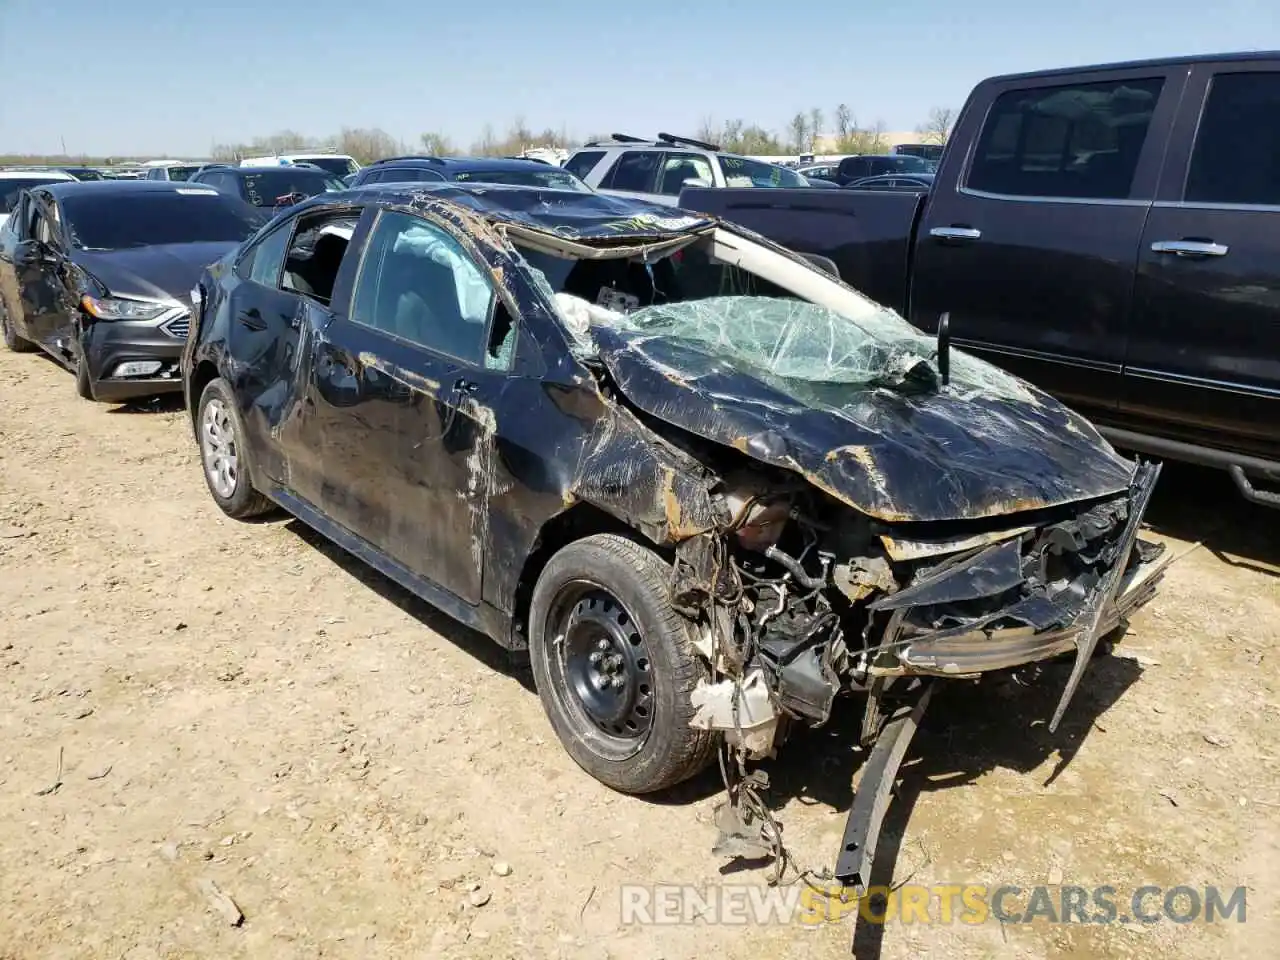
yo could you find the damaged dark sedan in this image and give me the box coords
[181,181,1169,885]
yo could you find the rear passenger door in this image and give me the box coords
[1125,63,1280,459]
[912,66,1185,418]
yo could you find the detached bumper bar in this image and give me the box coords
[834,682,934,891]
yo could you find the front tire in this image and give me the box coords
[529,534,717,794]
[75,352,94,400]
[196,378,274,519]
[0,300,38,353]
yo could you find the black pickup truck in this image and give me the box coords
[682,52,1280,506]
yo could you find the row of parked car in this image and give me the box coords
[4,46,1262,883]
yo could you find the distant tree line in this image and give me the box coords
[2,107,955,167]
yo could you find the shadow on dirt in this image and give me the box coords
[1141,462,1279,575]
[765,649,1145,959]
[280,517,535,692]
[105,394,186,414]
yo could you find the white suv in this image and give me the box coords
[564,134,809,206]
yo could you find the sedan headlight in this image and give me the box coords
[80,294,168,321]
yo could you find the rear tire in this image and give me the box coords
[0,300,38,353]
[196,378,274,519]
[529,533,717,794]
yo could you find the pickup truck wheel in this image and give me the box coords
[196,378,274,520]
[0,301,38,353]
[529,534,717,794]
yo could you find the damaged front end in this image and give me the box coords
[682,458,1166,753]
[679,459,1166,887]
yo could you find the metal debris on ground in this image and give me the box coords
[34,746,64,796]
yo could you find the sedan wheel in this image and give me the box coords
[201,397,239,499]
[0,300,38,353]
[196,378,274,519]
[529,534,717,794]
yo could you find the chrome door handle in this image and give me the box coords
[1151,240,1229,257]
[929,226,982,242]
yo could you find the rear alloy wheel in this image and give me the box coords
[197,378,274,519]
[0,300,38,353]
[529,534,717,794]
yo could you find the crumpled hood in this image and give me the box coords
[590,324,1136,523]
[73,242,238,305]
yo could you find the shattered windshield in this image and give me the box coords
[605,296,955,391]
[554,292,1037,399]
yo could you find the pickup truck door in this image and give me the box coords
[1125,62,1280,461]
[911,66,1184,419]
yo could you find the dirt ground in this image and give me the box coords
[1,346,1277,960]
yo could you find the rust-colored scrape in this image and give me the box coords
[660,465,710,542]
[358,353,441,395]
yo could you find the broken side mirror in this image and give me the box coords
[798,252,840,278]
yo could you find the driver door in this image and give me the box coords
[13,193,75,350]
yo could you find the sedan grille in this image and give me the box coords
[160,311,191,340]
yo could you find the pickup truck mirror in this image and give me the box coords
[798,252,840,278]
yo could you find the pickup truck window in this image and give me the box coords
[967,77,1164,200]
[1186,72,1280,207]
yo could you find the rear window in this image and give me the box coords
[241,170,346,207]
[449,168,591,191]
[1,178,70,213]
[61,191,269,250]
[296,157,358,177]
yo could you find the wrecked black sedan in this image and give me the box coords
[181,181,1167,882]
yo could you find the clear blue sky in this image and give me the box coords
[1,0,1276,157]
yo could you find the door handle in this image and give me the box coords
[236,308,266,331]
[1151,240,1228,258]
[453,377,478,395]
[929,226,982,242]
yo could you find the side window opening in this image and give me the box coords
[564,150,605,180]
[281,214,358,304]
[239,222,293,288]
[967,77,1165,199]
[350,210,503,368]
[1186,71,1280,206]
[600,151,663,192]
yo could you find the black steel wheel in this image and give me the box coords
[553,585,656,749]
[529,533,717,794]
